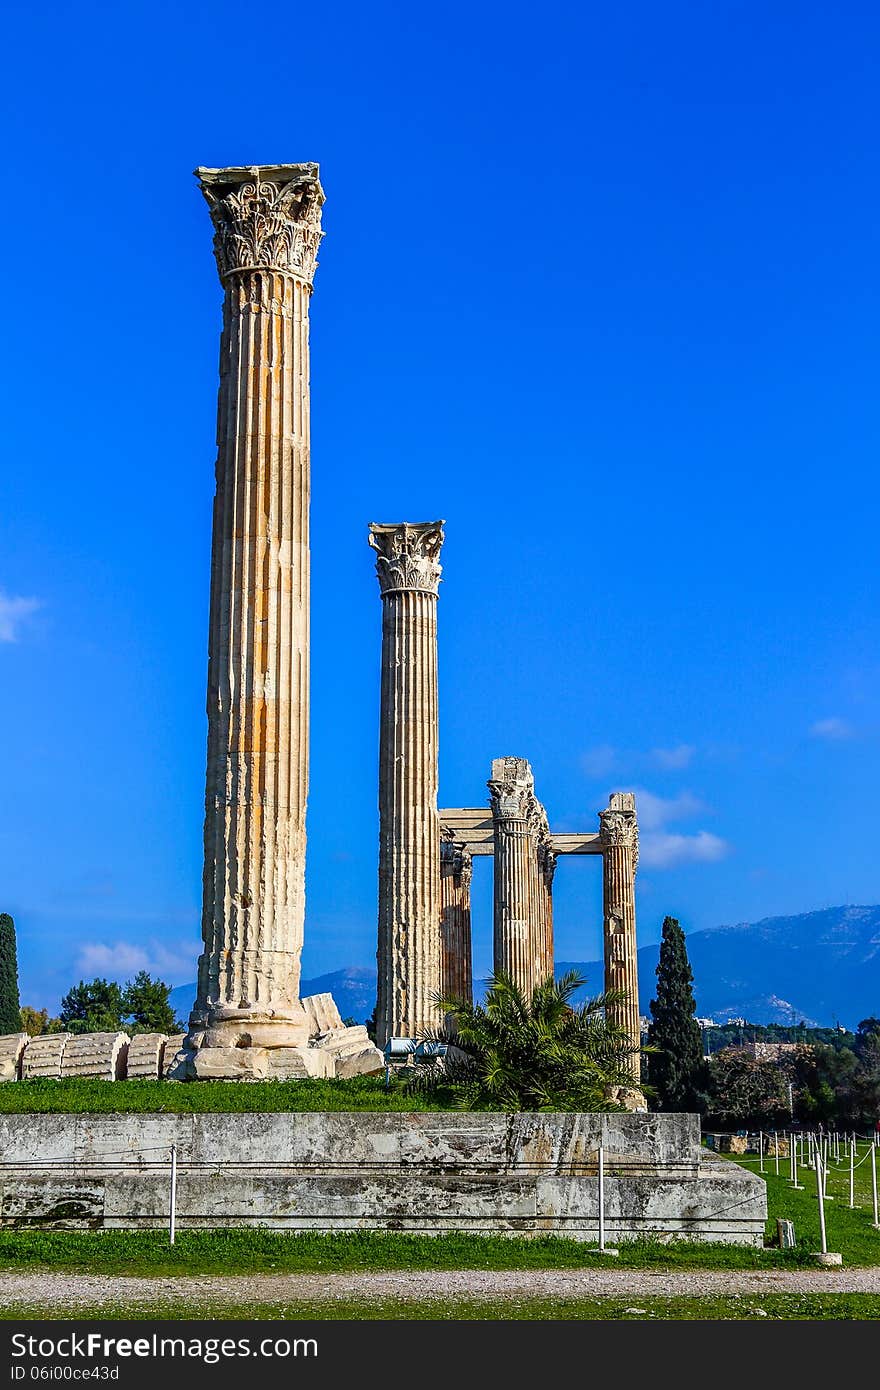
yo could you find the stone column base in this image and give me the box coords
[168,1029,384,1083]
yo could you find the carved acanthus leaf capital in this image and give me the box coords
[440,830,473,890]
[599,792,639,870]
[197,164,325,286]
[369,522,444,596]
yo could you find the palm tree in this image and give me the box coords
[410,970,646,1111]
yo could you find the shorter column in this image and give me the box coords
[599,791,643,1097]
[440,830,473,1008]
[489,757,538,997]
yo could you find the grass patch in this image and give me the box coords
[0,1229,811,1276]
[0,1077,466,1113]
[726,1143,880,1268]
[2,1295,879,1320]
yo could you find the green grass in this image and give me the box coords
[0,1076,466,1113]
[2,1295,879,1320]
[726,1141,880,1267]
[0,1229,813,1277]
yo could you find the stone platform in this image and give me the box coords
[0,1112,766,1243]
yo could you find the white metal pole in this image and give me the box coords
[169,1142,178,1246]
[849,1140,855,1208]
[759,1131,765,1173]
[871,1143,879,1228]
[774,1131,779,1177]
[598,1145,605,1252]
[816,1153,828,1255]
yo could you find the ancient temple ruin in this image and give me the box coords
[368,530,644,1096]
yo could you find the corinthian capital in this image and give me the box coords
[196,164,325,286]
[369,522,444,596]
[488,756,534,821]
[599,791,639,869]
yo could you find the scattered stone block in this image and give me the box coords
[301,992,344,1036]
[162,1035,186,1078]
[21,1034,71,1080]
[312,1025,384,1079]
[0,1034,28,1082]
[61,1033,130,1081]
[125,1034,168,1080]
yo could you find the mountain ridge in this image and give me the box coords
[169,904,880,1030]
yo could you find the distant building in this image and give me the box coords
[743,1042,808,1062]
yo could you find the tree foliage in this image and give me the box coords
[411,970,646,1112]
[58,973,183,1036]
[647,916,707,1112]
[120,972,183,1034]
[705,1048,790,1128]
[0,913,22,1035]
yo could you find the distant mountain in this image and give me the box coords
[167,906,880,1033]
[560,904,880,1028]
[168,966,377,1029]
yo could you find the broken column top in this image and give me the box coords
[369,521,445,596]
[195,163,325,285]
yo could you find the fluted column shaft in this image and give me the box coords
[440,840,473,1007]
[370,523,444,1047]
[600,792,641,1081]
[189,165,324,1050]
[489,757,540,998]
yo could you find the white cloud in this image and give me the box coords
[580,744,617,777]
[651,744,696,769]
[632,788,705,831]
[75,939,196,985]
[0,592,41,642]
[640,830,730,869]
[809,717,854,741]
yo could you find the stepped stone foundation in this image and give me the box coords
[0,1112,766,1242]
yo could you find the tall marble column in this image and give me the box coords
[440,831,473,1007]
[370,522,444,1047]
[181,165,325,1077]
[599,791,642,1083]
[489,757,538,997]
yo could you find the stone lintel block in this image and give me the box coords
[189,1047,272,1081]
[21,1034,71,1080]
[61,1033,130,1081]
[332,1046,385,1080]
[265,1047,330,1080]
[0,1033,28,1082]
[125,1034,168,1080]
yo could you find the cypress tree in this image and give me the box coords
[647,915,706,1111]
[0,913,22,1035]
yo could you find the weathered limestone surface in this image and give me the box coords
[599,792,642,1085]
[61,1033,130,1081]
[178,163,326,1080]
[125,1034,168,1081]
[21,1034,71,1080]
[439,831,472,1007]
[301,993,343,1036]
[0,1034,28,1082]
[0,1112,766,1243]
[370,521,444,1048]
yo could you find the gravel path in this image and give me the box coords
[2,1268,880,1308]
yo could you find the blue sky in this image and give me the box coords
[1,1,877,1012]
